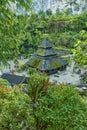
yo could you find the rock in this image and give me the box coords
[82,87,87,90]
[76,69,81,74]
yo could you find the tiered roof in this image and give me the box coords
[39,38,53,49]
[28,38,67,74]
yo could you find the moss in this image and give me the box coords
[29,57,64,70]
[30,58,40,68]
[36,49,45,56]
[50,60,61,69]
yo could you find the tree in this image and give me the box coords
[56,7,61,15]
[64,0,79,14]
[38,10,46,18]
[74,4,80,12]
[0,0,32,63]
[0,73,87,130]
[35,85,87,130]
[0,86,34,130]
[73,30,87,66]
[46,9,52,16]
[27,73,87,130]
[65,7,72,15]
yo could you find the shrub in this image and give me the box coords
[35,85,87,130]
[0,74,87,130]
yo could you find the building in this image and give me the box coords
[1,73,28,87]
[27,38,67,74]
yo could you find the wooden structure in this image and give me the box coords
[27,38,67,74]
[1,73,27,87]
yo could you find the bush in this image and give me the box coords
[0,87,34,130]
[35,85,87,130]
[0,74,87,130]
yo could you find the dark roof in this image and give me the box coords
[28,38,67,74]
[36,48,57,56]
[28,56,67,71]
[1,73,26,86]
[39,38,52,49]
[37,59,61,70]
[28,55,41,68]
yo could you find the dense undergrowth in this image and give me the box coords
[0,74,87,130]
[0,1,87,129]
[21,12,87,54]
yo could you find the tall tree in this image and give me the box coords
[73,30,87,66]
[0,0,32,63]
[64,0,78,14]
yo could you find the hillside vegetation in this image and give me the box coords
[0,74,87,130]
[0,1,87,130]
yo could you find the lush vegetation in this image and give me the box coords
[0,0,32,63]
[0,74,87,130]
[20,12,87,66]
[0,0,87,64]
[17,13,87,64]
[0,0,87,130]
[0,0,87,66]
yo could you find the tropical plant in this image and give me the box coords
[0,74,87,130]
[35,85,87,130]
[46,9,52,16]
[0,0,32,63]
[56,7,61,15]
[0,86,34,130]
[0,78,10,87]
[73,30,87,66]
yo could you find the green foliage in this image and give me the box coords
[23,74,87,130]
[0,86,34,130]
[73,30,87,66]
[1,3,87,129]
[0,85,11,99]
[27,67,37,75]
[35,85,87,130]
[38,10,46,18]
[74,4,80,11]
[58,31,77,48]
[28,73,49,104]
[24,12,87,55]
[0,74,87,130]
[65,8,72,15]
[0,0,32,62]
[16,63,28,72]
[0,78,10,87]
[56,8,61,15]
[46,9,52,16]
[1,1,87,62]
